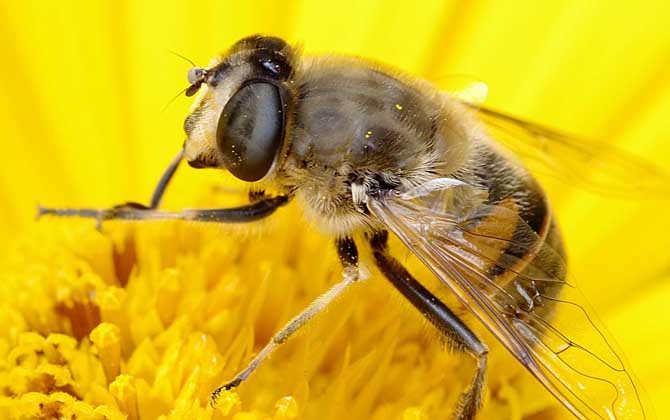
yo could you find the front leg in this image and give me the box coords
[210,237,361,406]
[37,194,290,228]
[149,149,184,209]
[108,149,184,212]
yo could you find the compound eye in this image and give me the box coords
[216,83,285,182]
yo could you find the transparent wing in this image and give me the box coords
[458,102,669,196]
[368,180,649,420]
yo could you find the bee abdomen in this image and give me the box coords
[466,145,567,313]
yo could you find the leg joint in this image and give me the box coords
[336,237,358,268]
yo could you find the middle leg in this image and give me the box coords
[210,237,361,406]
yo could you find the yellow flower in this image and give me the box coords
[1,1,668,419]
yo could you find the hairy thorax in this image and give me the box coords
[273,57,480,236]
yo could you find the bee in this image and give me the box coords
[39,35,655,419]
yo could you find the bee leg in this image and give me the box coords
[37,195,289,228]
[37,151,186,228]
[210,237,360,407]
[148,149,184,209]
[114,149,185,211]
[370,231,488,420]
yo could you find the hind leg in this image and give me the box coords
[370,231,488,420]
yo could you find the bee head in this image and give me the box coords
[182,35,296,182]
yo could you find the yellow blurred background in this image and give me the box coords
[0,1,668,419]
